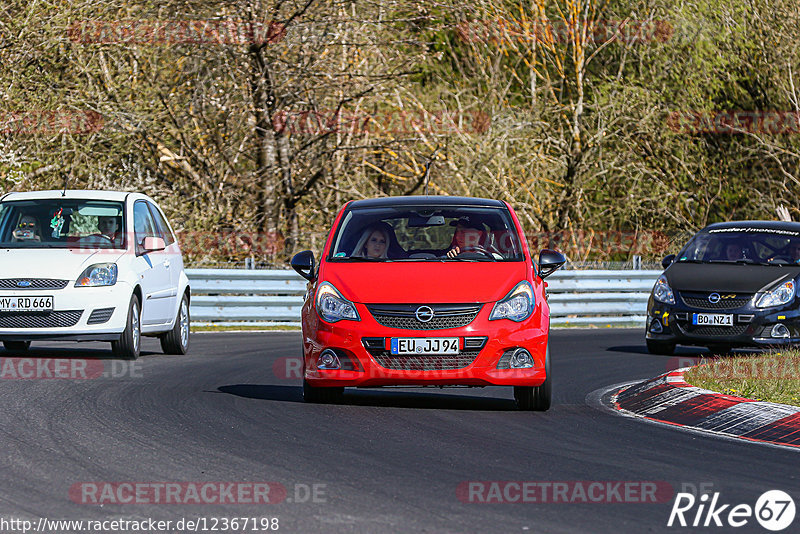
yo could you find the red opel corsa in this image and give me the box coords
[291,196,566,410]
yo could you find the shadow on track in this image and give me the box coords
[217,384,519,411]
[606,345,707,355]
[0,347,160,359]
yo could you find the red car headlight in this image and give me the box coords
[316,282,361,323]
[489,281,534,322]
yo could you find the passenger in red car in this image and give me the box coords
[353,225,390,259]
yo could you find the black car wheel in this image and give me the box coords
[112,294,141,360]
[160,294,190,355]
[646,339,676,355]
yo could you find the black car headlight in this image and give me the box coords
[756,280,795,308]
[652,274,675,305]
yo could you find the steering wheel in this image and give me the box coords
[456,245,495,259]
[78,234,113,244]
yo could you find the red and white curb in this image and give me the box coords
[612,368,800,449]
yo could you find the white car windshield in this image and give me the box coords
[0,199,125,249]
[329,206,524,261]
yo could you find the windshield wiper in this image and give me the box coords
[438,257,494,262]
[708,259,770,265]
[329,256,392,262]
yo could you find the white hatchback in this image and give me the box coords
[0,190,190,359]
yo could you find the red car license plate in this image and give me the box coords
[390,337,459,355]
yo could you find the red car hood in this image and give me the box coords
[321,262,528,303]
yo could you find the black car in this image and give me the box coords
[646,221,800,354]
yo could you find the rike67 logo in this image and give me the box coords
[668,490,795,531]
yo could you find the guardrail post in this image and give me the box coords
[632,255,642,270]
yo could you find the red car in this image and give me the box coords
[291,196,565,410]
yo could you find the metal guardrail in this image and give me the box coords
[186,268,660,327]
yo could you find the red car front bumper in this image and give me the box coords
[302,302,549,387]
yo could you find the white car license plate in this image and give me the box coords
[390,337,460,355]
[0,296,53,312]
[692,313,733,326]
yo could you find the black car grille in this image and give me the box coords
[366,303,482,330]
[678,323,748,337]
[680,293,752,310]
[87,308,114,325]
[0,310,83,328]
[368,350,481,371]
[0,278,69,290]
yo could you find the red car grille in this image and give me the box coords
[369,350,481,370]
[366,303,482,330]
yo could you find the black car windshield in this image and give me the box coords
[328,205,524,261]
[677,227,800,265]
[0,199,126,249]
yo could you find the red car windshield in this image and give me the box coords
[328,206,524,261]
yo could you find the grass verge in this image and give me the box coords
[683,350,800,407]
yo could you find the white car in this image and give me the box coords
[0,190,190,359]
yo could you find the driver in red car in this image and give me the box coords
[446,217,487,258]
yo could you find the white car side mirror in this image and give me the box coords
[142,236,166,252]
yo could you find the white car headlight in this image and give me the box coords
[316,282,360,322]
[756,280,795,308]
[652,274,675,305]
[489,281,534,322]
[75,263,118,287]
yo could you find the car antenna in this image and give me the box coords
[61,172,68,197]
[423,146,442,196]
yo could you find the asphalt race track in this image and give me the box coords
[0,329,798,533]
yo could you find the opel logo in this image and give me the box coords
[16,280,31,288]
[415,306,434,323]
[708,292,721,303]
